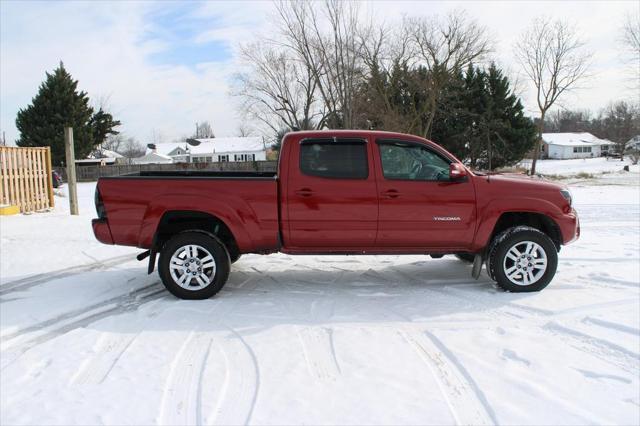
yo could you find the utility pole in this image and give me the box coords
[64,127,79,215]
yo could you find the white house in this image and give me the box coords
[542,132,616,159]
[143,137,267,164]
[76,148,124,166]
[191,137,266,163]
[626,135,640,151]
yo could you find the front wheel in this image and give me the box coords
[158,231,230,299]
[488,227,558,292]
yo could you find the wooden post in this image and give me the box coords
[0,148,5,205]
[45,147,54,208]
[64,127,79,215]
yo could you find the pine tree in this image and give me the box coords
[432,64,536,170]
[16,62,120,165]
[480,64,537,169]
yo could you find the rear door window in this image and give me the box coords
[299,139,368,179]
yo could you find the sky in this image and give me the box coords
[1,0,637,146]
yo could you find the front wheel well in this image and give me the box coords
[489,212,562,250]
[154,210,239,257]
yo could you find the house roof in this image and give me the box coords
[88,149,124,159]
[101,149,124,158]
[76,158,117,164]
[148,143,188,156]
[133,152,174,164]
[542,132,615,147]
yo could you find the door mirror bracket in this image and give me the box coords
[449,163,468,181]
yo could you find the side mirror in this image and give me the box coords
[449,163,468,181]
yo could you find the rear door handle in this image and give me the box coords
[295,188,314,197]
[382,189,400,199]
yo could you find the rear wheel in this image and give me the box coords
[158,231,230,299]
[488,227,558,292]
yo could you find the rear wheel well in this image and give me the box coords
[154,211,239,257]
[489,212,562,250]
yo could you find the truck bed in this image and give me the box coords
[96,173,280,252]
[116,170,277,179]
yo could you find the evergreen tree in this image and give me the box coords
[432,64,536,169]
[480,64,537,169]
[16,62,120,165]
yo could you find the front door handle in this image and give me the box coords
[295,188,314,197]
[382,189,400,199]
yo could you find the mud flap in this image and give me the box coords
[472,254,483,280]
[135,249,156,274]
[147,247,157,274]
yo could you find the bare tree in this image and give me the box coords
[622,12,640,59]
[194,121,215,138]
[515,18,591,175]
[234,41,321,135]
[236,124,255,137]
[406,10,492,138]
[119,137,146,159]
[274,0,370,128]
[101,133,124,153]
[356,20,420,132]
[621,12,640,90]
[592,101,640,158]
[150,128,165,145]
[545,109,592,133]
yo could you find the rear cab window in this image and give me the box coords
[299,139,368,179]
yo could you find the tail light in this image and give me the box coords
[95,187,107,219]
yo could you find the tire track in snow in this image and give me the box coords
[1,282,161,343]
[582,316,640,336]
[297,326,341,380]
[158,283,260,426]
[434,285,639,321]
[158,332,214,426]
[399,329,497,426]
[208,326,260,426]
[0,285,165,370]
[70,298,167,387]
[71,332,140,385]
[274,276,342,382]
[544,322,640,374]
[0,254,134,296]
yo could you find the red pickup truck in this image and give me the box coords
[92,130,579,299]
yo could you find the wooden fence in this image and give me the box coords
[54,161,279,182]
[0,146,54,213]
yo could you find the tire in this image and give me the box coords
[488,226,558,293]
[229,249,241,264]
[158,231,230,300]
[454,253,475,263]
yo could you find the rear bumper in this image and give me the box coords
[92,218,114,245]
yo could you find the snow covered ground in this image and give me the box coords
[1,174,639,425]
[519,156,639,177]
